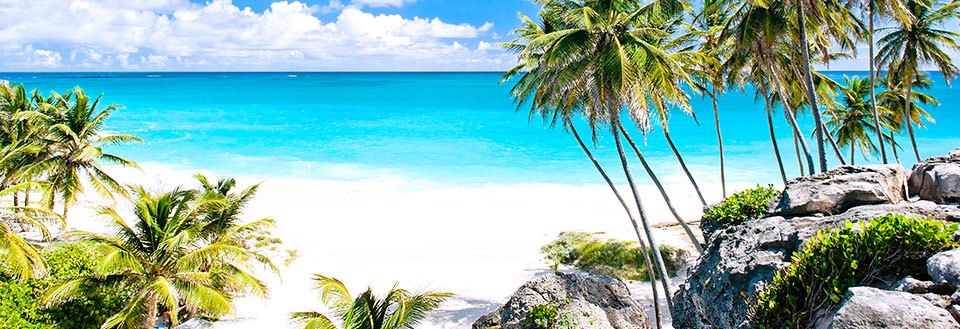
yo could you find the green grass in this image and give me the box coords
[540,232,680,281]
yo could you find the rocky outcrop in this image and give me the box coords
[929,249,960,285]
[672,149,960,328]
[910,148,960,204]
[770,165,906,216]
[473,271,650,329]
[816,287,959,329]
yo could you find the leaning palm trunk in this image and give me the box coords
[764,94,788,185]
[889,131,902,164]
[569,123,663,329]
[794,130,804,176]
[820,120,848,165]
[611,123,674,311]
[771,67,816,175]
[904,78,921,161]
[661,125,707,207]
[620,124,703,252]
[795,3,829,173]
[711,87,727,198]
[868,2,888,164]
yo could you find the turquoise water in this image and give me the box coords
[2,72,958,186]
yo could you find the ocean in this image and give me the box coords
[2,71,958,189]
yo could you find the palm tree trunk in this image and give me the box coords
[662,125,707,207]
[569,123,663,329]
[711,87,727,198]
[890,131,902,163]
[868,2,888,164]
[794,130,804,176]
[850,146,855,166]
[145,296,158,329]
[795,2,828,173]
[904,77,921,162]
[771,68,816,175]
[765,95,788,185]
[611,123,674,312]
[23,185,29,207]
[13,191,18,207]
[820,120,847,165]
[620,124,703,253]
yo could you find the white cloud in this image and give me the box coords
[350,0,414,8]
[0,0,508,71]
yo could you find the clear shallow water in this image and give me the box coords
[2,72,957,186]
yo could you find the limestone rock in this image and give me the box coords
[910,148,960,204]
[928,248,960,284]
[771,165,906,217]
[474,271,650,329]
[821,287,958,329]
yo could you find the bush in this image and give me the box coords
[751,214,959,328]
[702,185,779,228]
[0,242,133,329]
[540,232,679,281]
[524,303,559,328]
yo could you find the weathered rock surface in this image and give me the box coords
[910,148,960,204]
[818,287,959,329]
[770,165,906,216]
[929,248,960,285]
[474,271,650,329]
[173,318,214,329]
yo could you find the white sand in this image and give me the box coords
[63,163,760,328]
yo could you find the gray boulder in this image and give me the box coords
[173,318,214,329]
[672,201,960,329]
[771,165,906,217]
[474,271,650,329]
[818,287,958,329]
[928,248,960,284]
[910,148,960,204]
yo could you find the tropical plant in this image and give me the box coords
[876,0,960,161]
[540,231,681,281]
[0,183,63,282]
[752,214,958,328]
[877,72,938,161]
[291,275,452,329]
[701,185,780,230]
[42,187,268,329]
[825,76,879,164]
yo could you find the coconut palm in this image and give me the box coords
[291,275,452,329]
[876,0,960,161]
[42,187,264,329]
[825,76,880,164]
[0,182,63,281]
[28,88,141,220]
[877,73,938,159]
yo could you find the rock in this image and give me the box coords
[894,276,933,293]
[929,249,960,284]
[918,293,953,308]
[475,271,650,329]
[673,201,960,328]
[771,165,907,217]
[473,308,502,329]
[950,305,960,324]
[953,289,960,304]
[820,287,958,329]
[173,318,214,329]
[910,148,960,204]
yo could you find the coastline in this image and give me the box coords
[63,162,753,328]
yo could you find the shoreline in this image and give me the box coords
[60,162,755,328]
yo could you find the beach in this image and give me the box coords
[62,162,746,328]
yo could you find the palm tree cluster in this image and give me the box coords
[1,84,140,281]
[291,275,452,329]
[42,175,282,329]
[503,0,959,326]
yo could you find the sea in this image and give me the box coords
[2,72,958,189]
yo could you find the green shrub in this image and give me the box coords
[540,232,679,281]
[702,185,779,228]
[0,242,133,329]
[524,303,559,329]
[752,214,959,328]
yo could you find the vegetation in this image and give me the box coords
[0,242,132,329]
[541,232,680,281]
[701,185,780,228]
[752,214,959,328]
[290,275,452,329]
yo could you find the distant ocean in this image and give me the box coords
[2,72,958,187]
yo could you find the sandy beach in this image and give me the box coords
[60,163,759,328]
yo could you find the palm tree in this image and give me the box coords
[876,0,960,161]
[42,187,263,329]
[877,72,938,160]
[0,182,62,281]
[291,275,452,329]
[29,88,141,220]
[825,76,880,164]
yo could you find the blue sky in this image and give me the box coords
[0,0,956,71]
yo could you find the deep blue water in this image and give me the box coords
[2,72,957,187]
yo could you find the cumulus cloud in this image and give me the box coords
[0,0,510,71]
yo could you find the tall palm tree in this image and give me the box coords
[42,187,264,329]
[291,275,451,329]
[876,0,960,161]
[29,88,141,220]
[825,76,880,164]
[877,72,938,159]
